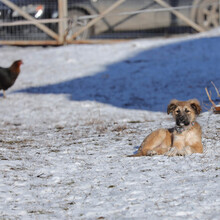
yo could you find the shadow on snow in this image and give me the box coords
[16,37,220,112]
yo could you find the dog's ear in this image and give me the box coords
[189,99,202,115]
[167,99,178,114]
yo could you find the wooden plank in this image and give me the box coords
[153,0,205,32]
[70,0,126,41]
[0,39,129,46]
[0,18,62,27]
[58,0,67,43]
[68,39,130,44]
[0,40,61,46]
[0,0,59,41]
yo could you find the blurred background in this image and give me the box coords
[0,0,219,45]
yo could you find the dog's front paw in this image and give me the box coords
[165,146,192,156]
[164,147,179,157]
[183,146,193,155]
[165,147,187,157]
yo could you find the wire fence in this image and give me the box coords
[0,0,219,45]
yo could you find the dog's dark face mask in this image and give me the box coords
[175,109,191,126]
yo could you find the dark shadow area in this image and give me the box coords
[92,26,195,39]
[16,37,220,112]
[130,146,140,156]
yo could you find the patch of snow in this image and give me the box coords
[0,31,219,219]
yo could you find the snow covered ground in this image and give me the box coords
[0,30,220,219]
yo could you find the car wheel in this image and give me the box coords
[66,9,93,40]
[196,0,219,30]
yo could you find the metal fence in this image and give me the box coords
[0,0,219,45]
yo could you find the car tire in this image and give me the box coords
[66,9,93,40]
[196,0,219,30]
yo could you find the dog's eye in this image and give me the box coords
[176,110,180,114]
[185,109,190,113]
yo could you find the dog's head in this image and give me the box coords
[167,99,201,126]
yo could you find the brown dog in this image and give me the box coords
[129,99,203,156]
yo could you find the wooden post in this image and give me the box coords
[69,0,126,41]
[58,0,67,43]
[0,0,59,41]
[153,0,205,32]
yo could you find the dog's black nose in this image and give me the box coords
[179,116,185,121]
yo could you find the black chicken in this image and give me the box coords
[0,60,23,98]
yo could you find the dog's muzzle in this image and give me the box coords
[176,115,190,126]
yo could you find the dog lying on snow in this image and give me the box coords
[129,99,203,157]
